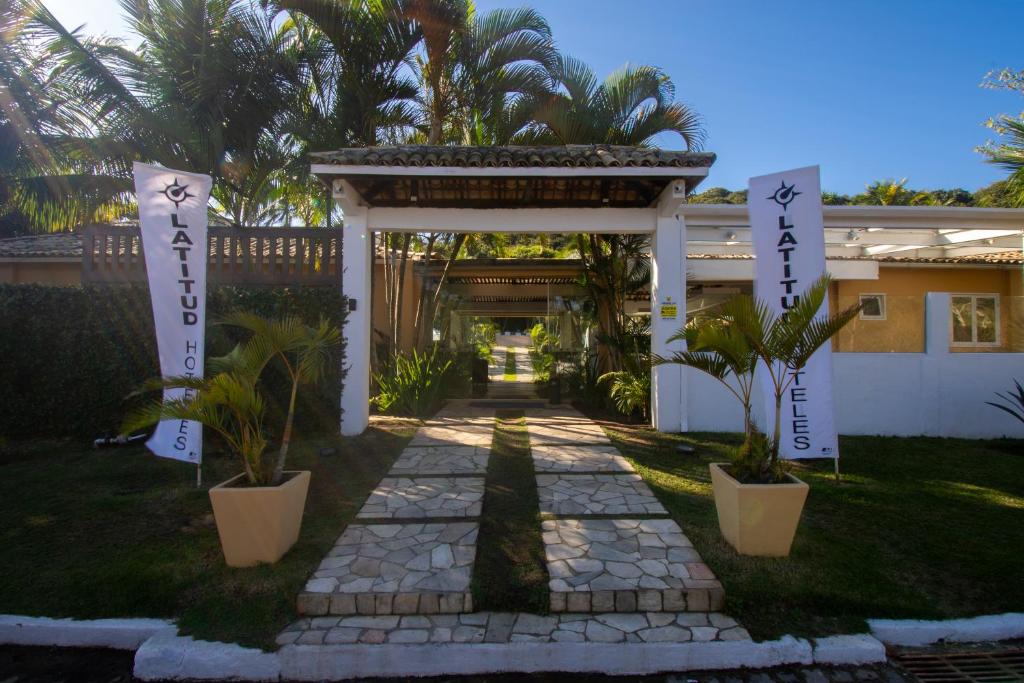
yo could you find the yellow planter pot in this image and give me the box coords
[208,470,311,568]
[709,463,809,557]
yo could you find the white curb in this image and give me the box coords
[0,615,175,650]
[278,636,813,680]
[812,634,887,665]
[133,631,280,682]
[868,612,1024,647]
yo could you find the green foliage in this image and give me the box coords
[373,347,454,417]
[125,313,340,486]
[657,275,860,480]
[599,367,651,419]
[978,68,1024,207]
[597,317,652,419]
[467,321,497,360]
[986,379,1024,425]
[564,350,604,405]
[528,322,557,382]
[0,284,346,438]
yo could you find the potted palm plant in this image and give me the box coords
[657,275,860,556]
[127,313,340,567]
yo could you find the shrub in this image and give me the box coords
[373,347,453,416]
[0,284,346,439]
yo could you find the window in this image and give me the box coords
[950,294,1000,346]
[859,294,886,320]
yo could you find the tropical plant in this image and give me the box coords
[0,0,307,230]
[658,275,860,481]
[373,346,453,416]
[528,321,557,382]
[986,379,1024,425]
[218,313,341,482]
[577,234,650,374]
[125,313,340,486]
[657,308,759,439]
[598,317,652,419]
[519,56,704,148]
[978,68,1024,207]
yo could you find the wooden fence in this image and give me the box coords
[81,224,342,287]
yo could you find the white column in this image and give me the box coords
[924,292,951,356]
[340,212,371,436]
[651,214,687,432]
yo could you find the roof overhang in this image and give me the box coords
[681,204,1024,260]
[310,145,714,210]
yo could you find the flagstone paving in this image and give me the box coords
[298,522,477,616]
[531,444,636,473]
[278,611,750,646]
[388,446,490,476]
[542,518,724,613]
[536,472,667,516]
[525,407,724,614]
[356,477,485,519]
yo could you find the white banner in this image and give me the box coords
[748,165,838,459]
[133,162,212,464]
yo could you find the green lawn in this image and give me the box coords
[0,419,416,650]
[503,348,517,381]
[590,414,1024,640]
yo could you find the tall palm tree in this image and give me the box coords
[1,0,307,230]
[518,56,704,149]
[0,0,135,232]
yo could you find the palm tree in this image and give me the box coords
[658,275,861,474]
[518,56,704,148]
[1,0,307,230]
[0,0,135,232]
[127,313,340,486]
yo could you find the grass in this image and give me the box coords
[503,348,517,381]
[0,418,417,650]
[471,410,549,613]
[583,410,1024,640]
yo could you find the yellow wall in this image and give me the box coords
[0,261,81,285]
[834,266,1022,353]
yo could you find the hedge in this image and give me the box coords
[0,284,347,439]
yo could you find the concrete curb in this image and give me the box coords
[812,634,887,665]
[868,612,1024,647]
[0,615,175,650]
[277,636,813,680]
[134,632,280,682]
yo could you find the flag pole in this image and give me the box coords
[834,456,841,483]
[197,462,202,489]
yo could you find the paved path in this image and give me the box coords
[297,402,492,617]
[289,400,739,653]
[525,405,725,614]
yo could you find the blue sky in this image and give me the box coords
[47,0,1024,195]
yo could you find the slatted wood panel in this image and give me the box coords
[82,225,342,287]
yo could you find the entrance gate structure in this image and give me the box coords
[310,145,715,435]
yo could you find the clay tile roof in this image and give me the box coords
[0,233,83,258]
[309,145,715,169]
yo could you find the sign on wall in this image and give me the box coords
[133,162,212,464]
[748,165,838,460]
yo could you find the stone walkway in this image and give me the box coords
[525,406,725,614]
[297,402,491,617]
[278,610,749,646]
[290,400,738,658]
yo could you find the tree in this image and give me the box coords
[978,68,1024,207]
[0,0,307,230]
[518,56,704,148]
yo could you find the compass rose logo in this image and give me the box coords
[768,180,801,210]
[159,178,194,209]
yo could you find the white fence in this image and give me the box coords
[685,293,1024,439]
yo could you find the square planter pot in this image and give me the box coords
[209,470,311,568]
[709,462,809,557]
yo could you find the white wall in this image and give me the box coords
[684,293,1024,440]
